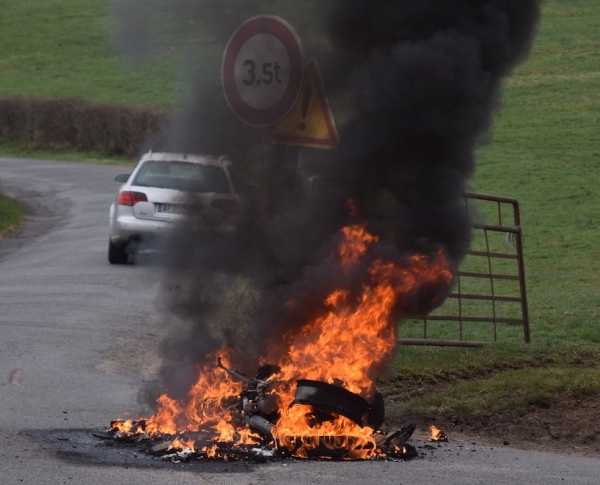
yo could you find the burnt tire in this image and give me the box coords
[108,240,129,264]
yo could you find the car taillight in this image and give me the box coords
[117,191,148,206]
[211,199,242,215]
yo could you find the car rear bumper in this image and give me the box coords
[109,214,173,247]
[109,212,238,250]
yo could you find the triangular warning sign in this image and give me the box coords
[272,58,339,149]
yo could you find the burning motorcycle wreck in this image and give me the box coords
[109,222,453,461]
[110,358,420,461]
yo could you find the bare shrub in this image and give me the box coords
[0,96,167,157]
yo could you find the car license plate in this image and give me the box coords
[156,203,187,214]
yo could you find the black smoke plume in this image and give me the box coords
[111,0,541,407]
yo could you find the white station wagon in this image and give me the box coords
[108,151,241,264]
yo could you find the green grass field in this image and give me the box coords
[477,0,599,338]
[0,0,178,108]
[0,0,598,419]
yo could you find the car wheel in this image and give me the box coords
[108,240,129,264]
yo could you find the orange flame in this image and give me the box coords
[268,225,453,458]
[429,425,448,442]
[115,352,246,441]
[338,224,379,264]
[169,437,196,452]
[273,404,379,459]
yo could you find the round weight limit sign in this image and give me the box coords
[222,16,304,127]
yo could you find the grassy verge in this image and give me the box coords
[0,194,25,238]
[392,367,599,417]
[382,342,600,435]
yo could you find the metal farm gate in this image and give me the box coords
[398,193,530,347]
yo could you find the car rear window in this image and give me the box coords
[133,161,231,194]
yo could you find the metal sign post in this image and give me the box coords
[222,15,305,216]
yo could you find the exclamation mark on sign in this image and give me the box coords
[298,85,313,131]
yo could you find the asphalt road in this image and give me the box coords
[0,157,598,485]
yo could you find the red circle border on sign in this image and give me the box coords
[222,16,304,127]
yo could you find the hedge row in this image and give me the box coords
[0,96,167,157]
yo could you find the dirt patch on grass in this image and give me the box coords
[412,393,600,458]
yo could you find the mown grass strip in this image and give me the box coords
[0,194,24,237]
[390,342,600,386]
[391,367,600,417]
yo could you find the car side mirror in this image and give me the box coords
[114,174,130,183]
